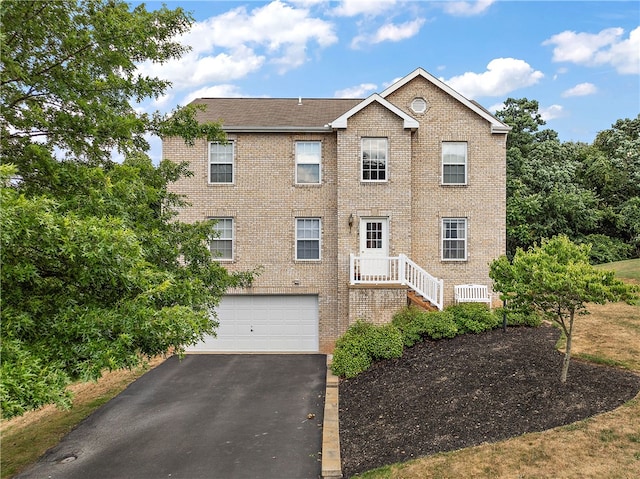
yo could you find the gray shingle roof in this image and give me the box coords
[190,98,363,130]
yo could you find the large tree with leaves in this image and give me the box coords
[0,0,253,418]
[490,235,638,383]
[496,98,639,261]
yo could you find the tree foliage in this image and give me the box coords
[490,235,638,382]
[0,0,254,418]
[496,98,640,261]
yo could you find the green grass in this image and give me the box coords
[595,258,640,282]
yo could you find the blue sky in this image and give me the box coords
[135,1,640,162]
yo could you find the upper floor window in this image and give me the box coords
[209,141,234,184]
[296,218,321,260]
[361,137,387,182]
[442,218,467,261]
[295,141,321,184]
[210,218,234,260]
[442,142,467,185]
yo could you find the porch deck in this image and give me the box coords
[350,254,443,310]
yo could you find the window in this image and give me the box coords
[295,141,321,184]
[296,218,321,260]
[209,141,234,183]
[442,142,467,185]
[366,222,383,249]
[210,218,234,260]
[361,138,387,181]
[411,97,428,114]
[442,218,467,260]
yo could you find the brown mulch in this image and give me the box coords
[338,325,640,478]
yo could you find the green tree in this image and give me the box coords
[0,1,255,418]
[496,99,638,262]
[490,235,638,383]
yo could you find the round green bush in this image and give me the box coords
[330,320,403,378]
[447,303,500,333]
[392,306,428,347]
[367,323,403,360]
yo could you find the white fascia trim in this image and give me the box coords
[222,126,332,133]
[330,94,419,130]
[381,67,511,135]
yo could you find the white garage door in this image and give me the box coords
[187,295,319,352]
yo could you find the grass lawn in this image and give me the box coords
[595,258,640,283]
[355,259,640,479]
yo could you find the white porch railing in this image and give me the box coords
[349,253,444,310]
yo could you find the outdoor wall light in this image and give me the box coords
[348,213,354,231]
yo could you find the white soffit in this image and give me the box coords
[331,93,419,130]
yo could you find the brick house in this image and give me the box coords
[164,68,510,353]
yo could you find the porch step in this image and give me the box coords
[407,291,438,312]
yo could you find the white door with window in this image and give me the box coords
[359,217,389,277]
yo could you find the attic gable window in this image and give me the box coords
[209,141,234,184]
[361,137,388,182]
[295,141,321,184]
[411,97,427,114]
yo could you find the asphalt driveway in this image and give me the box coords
[16,354,327,479]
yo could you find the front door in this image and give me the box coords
[359,217,389,277]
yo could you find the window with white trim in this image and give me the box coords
[442,142,467,185]
[296,218,321,260]
[442,218,467,260]
[295,141,321,184]
[210,218,234,260]
[209,141,234,184]
[361,137,387,182]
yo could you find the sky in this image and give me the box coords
[134,0,640,163]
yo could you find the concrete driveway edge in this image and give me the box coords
[322,355,343,479]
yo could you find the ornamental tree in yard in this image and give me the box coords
[0,1,256,418]
[490,235,638,383]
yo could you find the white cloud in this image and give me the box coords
[372,18,426,43]
[201,1,337,51]
[182,85,246,105]
[334,83,377,98]
[332,0,398,17]
[488,102,505,114]
[152,94,174,108]
[137,1,337,89]
[352,18,425,48]
[562,82,597,98]
[383,76,404,89]
[444,58,544,98]
[442,0,496,16]
[138,48,265,90]
[543,26,640,74]
[539,104,565,121]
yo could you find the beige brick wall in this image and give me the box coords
[165,132,340,352]
[348,286,408,325]
[387,76,507,305]
[164,75,507,351]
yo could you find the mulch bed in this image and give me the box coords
[339,325,640,477]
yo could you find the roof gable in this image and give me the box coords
[380,68,511,134]
[330,93,419,130]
